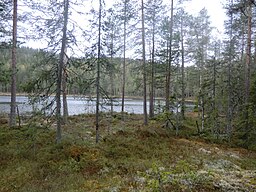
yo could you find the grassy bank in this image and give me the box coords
[1,113,256,191]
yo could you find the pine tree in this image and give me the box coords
[141,0,148,125]
[165,0,174,112]
[103,8,122,114]
[145,0,165,118]
[56,0,69,143]
[114,0,137,113]
[10,0,18,127]
[96,0,103,143]
[187,8,212,132]
[0,0,12,45]
[225,0,235,138]
[175,8,190,119]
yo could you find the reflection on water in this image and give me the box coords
[0,96,194,115]
[0,95,153,115]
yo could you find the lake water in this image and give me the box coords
[0,95,157,115]
[0,96,195,115]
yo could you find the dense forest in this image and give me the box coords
[0,0,256,191]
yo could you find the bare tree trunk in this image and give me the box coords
[180,16,185,119]
[62,48,68,124]
[9,0,17,127]
[96,0,102,143]
[254,38,256,68]
[244,1,252,130]
[141,0,148,125]
[227,0,233,139]
[56,0,69,143]
[213,45,217,133]
[198,59,204,132]
[110,40,114,115]
[201,95,205,131]
[121,1,127,113]
[149,16,156,119]
[110,62,114,115]
[240,22,245,63]
[239,18,246,114]
[165,0,174,112]
[196,31,202,131]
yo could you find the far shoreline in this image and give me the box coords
[0,93,196,104]
[0,93,150,100]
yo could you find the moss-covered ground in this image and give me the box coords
[0,113,256,191]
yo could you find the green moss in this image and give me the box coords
[0,113,255,191]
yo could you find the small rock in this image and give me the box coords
[214,147,220,151]
[214,179,232,191]
[99,167,110,175]
[198,148,211,154]
[159,167,165,171]
[227,152,240,160]
[204,159,241,171]
[86,131,93,135]
[109,187,119,192]
[134,176,146,184]
[0,117,8,124]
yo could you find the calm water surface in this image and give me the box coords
[0,95,155,115]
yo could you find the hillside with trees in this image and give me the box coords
[0,0,256,191]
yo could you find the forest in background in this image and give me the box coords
[1,0,256,191]
[0,0,256,147]
[0,46,200,98]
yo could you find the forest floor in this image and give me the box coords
[0,112,256,192]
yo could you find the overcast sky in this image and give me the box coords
[182,0,226,33]
[23,0,227,51]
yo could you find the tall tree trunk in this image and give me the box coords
[201,93,205,131]
[254,38,256,68]
[56,0,69,143]
[180,16,185,119]
[244,0,252,130]
[149,16,156,119]
[165,0,174,111]
[196,34,202,131]
[62,47,68,124]
[213,45,217,133]
[121,0,127,113]
[240,21,245,63]
[239,17,246,114]
[141,0,148,125]
[96,0,102,143]
[110,39,114,115]
[10,0,17,127]
[227,0,233,139]
[198,53,204,132]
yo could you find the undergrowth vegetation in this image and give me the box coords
[1,113,256,191]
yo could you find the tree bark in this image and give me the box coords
[121,0,127,113]
[240,21,245,63]
[62,48,68,124]
[96,0,102,143]
[213,45,217,133]
[254,38,256,68]
[56,0,69,143]
[227,0,234,138]
[149,12,156,119]
[110,35,114,115]
[141,0,148,125]
[244,0,252,130]
[10,0,17,127]
[165,0,174,112]
[180,15,185,119]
